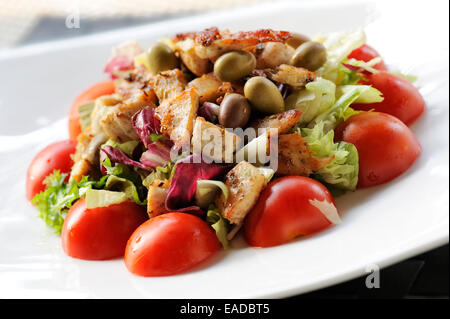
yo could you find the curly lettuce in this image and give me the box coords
[32,171,107,233]
[301,122,359,192]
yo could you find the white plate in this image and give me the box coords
[0,0,448,298]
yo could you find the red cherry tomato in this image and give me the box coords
[125,213,221,276]
[347,44,388,71]
[68,81,115,141]
[353,71,425,126]
[244,176,340,248]
[335,112,421,188]
[61,198,147,260]
[26,140,77,201]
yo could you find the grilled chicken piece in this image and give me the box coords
[174,27,291,60]
[156,88,199,148]
[255,42,295,69]
[70,131,107,182]
[267,64,316,88]
[191,117,241,163]
[216,161,266,225]
[115,68,157,102]
[91,92,156,143]
[250,109,302,136]
[187,73,223,103]
[275,132,330,176]
[150,69,187,102]
[147,179,170,218]
[179,48,212,77]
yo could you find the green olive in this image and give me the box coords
[286,32,310,49]
[244,77,285,114]
[214,51,256,82]
[218,94,251,128]
[290,41,327,71]
[146,42,179,74]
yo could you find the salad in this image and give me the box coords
[26,27,424,277]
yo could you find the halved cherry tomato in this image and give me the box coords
[353,71,425,126]
[68,81,115,141]
[26,140,77,201]
[61,198,147,260]
[125,213,221,276]
[335,112,421,188]
[244,176,340,248]
[347,44,388,71]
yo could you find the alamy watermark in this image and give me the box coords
[365,263,380,289]
[65,6,80,29]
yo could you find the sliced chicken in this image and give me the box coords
[147,179,170,218]
[267,64,316,88]
[173,27,292,61]
[150,69,187,102]
[255,42,295,69]
[216,161,266,225]
[249,109,302,136]
[91,92,156,143]
[191,116,241,163]
[275,132,331,176]
[187,73,223,104]
[70,132,107,182]
[156,88,199,148]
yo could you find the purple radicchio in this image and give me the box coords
[140,139,173,168]
[165,154,230,214]
[131,108,161,148]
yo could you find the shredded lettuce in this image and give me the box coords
[195,180,228,209]
[31,171,107,233]
[103,139,139,157]
[104,175,146,205]
[78,101,95,132]
[307,85,369,132]
[315,30,367,82]
[336,85,384,104]
[301,122,359,192]
[206,204,230,249]
[85,189,127,209]
[286,78,336,125]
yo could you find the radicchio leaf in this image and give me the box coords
[165,154,230,213]
[101,145,150,170]
[131,108,161,148]
[139,139,173,169]
[104,56,134,79]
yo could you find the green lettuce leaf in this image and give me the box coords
[286,78,336,125]
[78,101,95,132]
[31,171,107,233]
[206,204,230,249]
[301,122,359,192]
[308,85,368,132]
[104,175,146,205]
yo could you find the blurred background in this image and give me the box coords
[0,0,278,50]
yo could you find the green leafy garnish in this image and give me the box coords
[31,171,107,233]
[301,122,359,192]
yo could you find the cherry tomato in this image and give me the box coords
[125,213,221,276]
[244,176,340,248]
[68,81,115,141]
[347,44,388,71]
[61,198,147,260]
[26,140,77,201]
[335,112,421,188]
[353,71,425,126]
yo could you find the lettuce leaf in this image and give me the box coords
[206,204,230,249]
[301,122,359,192]
[307,85,368,132]
[31,171,107,233]
[285,77,336,125]
[315,30,366,83]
